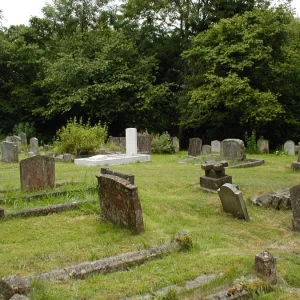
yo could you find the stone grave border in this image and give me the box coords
[0,233,192,299]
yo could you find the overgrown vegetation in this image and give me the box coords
[151,132,175,154]
[53,118,107,155]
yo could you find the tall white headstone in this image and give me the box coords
[126,128,137,156]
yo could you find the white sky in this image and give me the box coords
[1,0,300,27]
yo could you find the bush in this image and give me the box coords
[12,122,36,140]
[151,132,175,154]
[244,130,259,154]
[54,118,107,155]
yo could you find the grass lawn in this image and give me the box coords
[0,152,300,299]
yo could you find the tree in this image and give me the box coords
[181,6,300,142]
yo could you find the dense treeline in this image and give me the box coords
[0,0,299,148]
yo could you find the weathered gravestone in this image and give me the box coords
[211,140,221,152]
[6,136,21,152]
[290,185,300,231]
[29,137,39,155]
[1,141,18,163]
[255,251,277,284]
[200,161,232,192]
[20,155,55,191]
[202,145,211,155]
[0,275,30,300]
[172,137,180,152]
[284,140,295,155]
[96,173,144,233]
[221,139,246,160]
[19,133,27,150]
[188,138,202,157]
[292,143,300,170]
[217,183,249,220]
[257,139,269,153]
[137,134,152,154]
[126,128,137,156]
[101,168,134,184]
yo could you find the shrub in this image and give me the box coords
[54,118,107,155]
[151,132,175,154]
[12,122,36,140]
[244,130,259,154]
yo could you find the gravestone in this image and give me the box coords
[221,139,246,160]
[211,140,221,152]
[257,139,269,153]
[137,134,151,154]
[290,185,300,231]
[96,173,144,233]
[0,275,30,300]
[1,141,19,163]
[202,145,211,155]
[19,133,27,150]
[172,137,180,152]
[217,183,249,220]
[284,140,295,155]
[6,136,21,152]
[200,161,232,192]
[20,155,55,191]
[101,168,134,184]
[29,137,39,155]
[255,251,277,284]
[292,143,300,170]
[126,128,137,156]
[188,138,202,157]
[107,136,126,151]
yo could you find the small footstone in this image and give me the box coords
[254,251,277,284]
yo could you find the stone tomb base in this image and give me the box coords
[200,175,232,193]
[291,161,300,171]
[74,154,150,166]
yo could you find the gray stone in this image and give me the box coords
[29,137,39,155]
[172,137,180,152]
[221,139,246,160]
[6,136,22,152]
[63,154,73,162]
[18,133,27,149]
[211,140,221,152]
[0,275,30,300]
[137,135,152,154]
[101,168,134,184]
[188,138,202,157]
[257,139,269,153]
[10,294,31,300]
[255,251,277,284]
[20,155,55,192]
[200,161,232,192]
[290,185,300,231]
[202,145,211,155]
[284,140,295,155]
[27,152,35,158]
[1,141,18,163]
[217,183,249,220]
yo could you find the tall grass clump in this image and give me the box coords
[54,117,107,155]
[151,132,175,154]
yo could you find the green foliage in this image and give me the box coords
[156,289,179,300]
[54,117,107,155]
[12,122,36,140]
[244,130,259,154]
[151,132,175,154]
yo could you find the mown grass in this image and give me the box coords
[0,152,300,299]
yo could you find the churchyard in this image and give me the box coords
[0,150,300,299]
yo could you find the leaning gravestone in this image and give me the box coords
[1,141,18,163]
[284,140,295,155]
[29,137,39,155]
[292,143,300,170]
[217,183,249,220]
[290,185,300,231]
[221,139,246,160]
[211,140,221,152]
[188,138,202,156]
[96,173,144,233]
[172,137,180,152]
[257,139,269,153]
[20,155,55,191]
[202,145,211,155]
[6,136,22,153]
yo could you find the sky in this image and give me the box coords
[1,0,300,27]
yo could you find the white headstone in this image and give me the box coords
[126,128,137,156]
[284,140,295,155]
[211,140,221,152]
[30,137,39,155]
